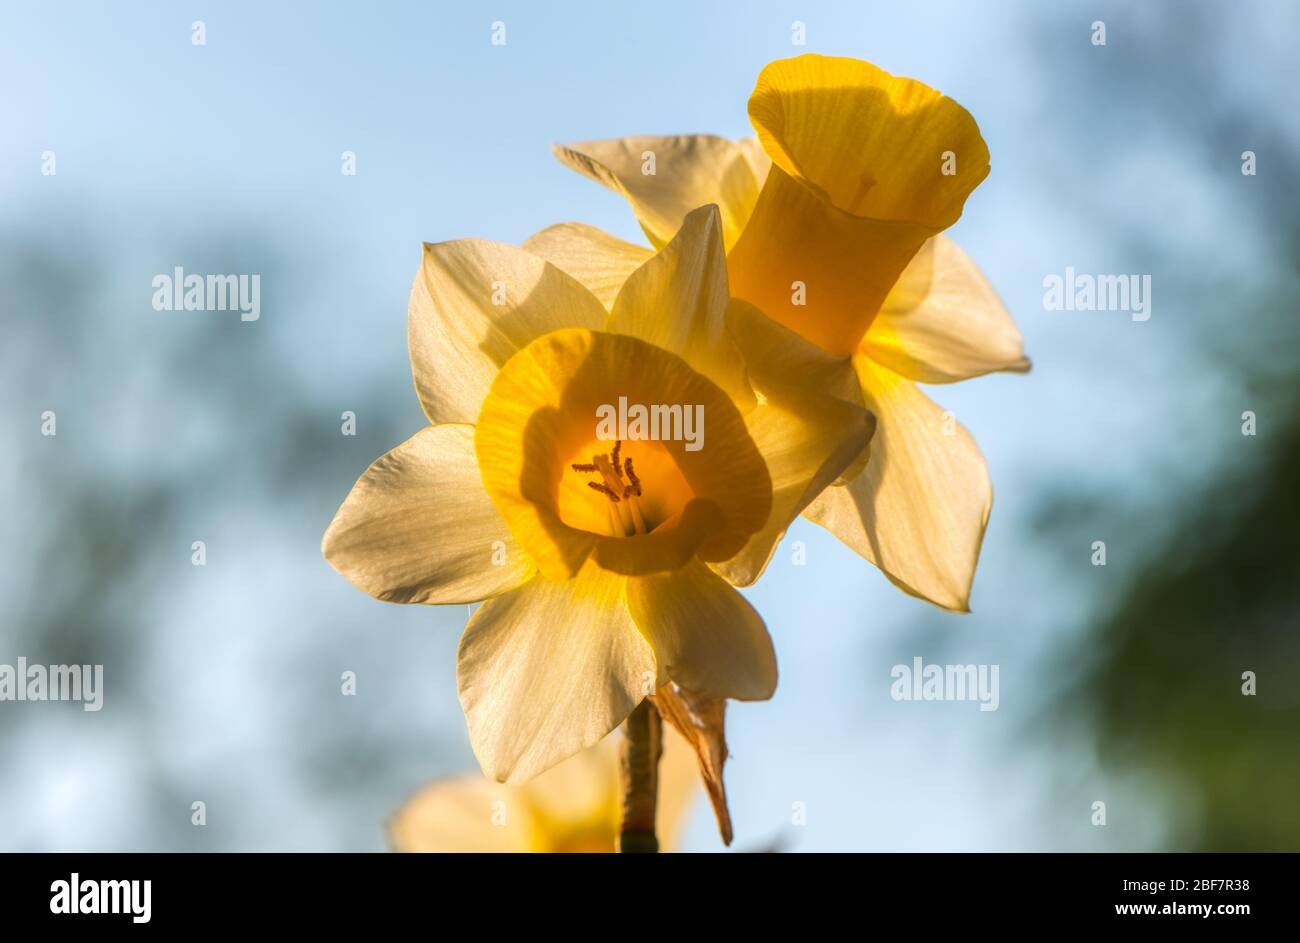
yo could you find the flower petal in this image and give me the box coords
[408,239,606,423]
[522,222,652,310]
[389,735,623,852]
[725,297,862,405]
[608,204,753,408]
[714,391,876,585]
[388,775,535,853]
[627,560,776,701]
[711,301,877,583]
[323,424,534,605]
[864,235,1031,383]
[553,135,764,251]
[803,358,991,611]
[457,565,657,784]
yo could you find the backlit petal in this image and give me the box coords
[408,239,606,423]
[714,396,876,585]
[803,358,991,611]
[323,424,534,605]
[457,565,657,784]
[522,223,652,310]
[388,775,536,853]
[864,235,1031,383]
[553,135,764,251]
[628,560,777,701]
[607,205,752,407]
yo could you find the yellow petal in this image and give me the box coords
[391,727,697,852]
[408,239,607,423]
[518,734,622,850]
[747,54,988,228]
[457,564,657,784]
[522,222,652,311]
[553,135,763,251]
[474,328,770,579]
[864,235,1031,383]
[322,424,534,604]
[627,560,777,701]
[804,358,991,611]
[725,297,862,405]
[717,395,876,585]
[388,775,536,853]
[390,736,622,852]
[730,55,989,356]
[607,205,753,408]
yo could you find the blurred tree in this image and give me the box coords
[1040,0,1300,850]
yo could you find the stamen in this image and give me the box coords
[607,502,625,538]
[588,481,621,502]
[615,497,635,535]
[624,457,642,497]
[572,445,650,536]
[627,495,648,535]
[593,454,626,495]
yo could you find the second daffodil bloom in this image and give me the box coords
[389,727,698,853]
[323,204,875,784]
[548,54,1030,612]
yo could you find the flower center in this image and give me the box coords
[475,328,771,578]
[571,440,649,537]
[560,436,694,539]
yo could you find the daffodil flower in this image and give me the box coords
[547,54,1030,611]
[389,727,698,853]
[323,204,875,784]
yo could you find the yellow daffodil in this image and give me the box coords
[323,204,875,785]
[389,726,698,853]
[548,54,1030,612]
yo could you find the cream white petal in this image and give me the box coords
[408,239,606,424]
[323,424,534,605]
[863,235,1031,383]
[457,565,657,784]
[521,222,652,311]
[607,204,753,408]
[553,135,764,252]
[804,359,991,612]
[627,560,777,701]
